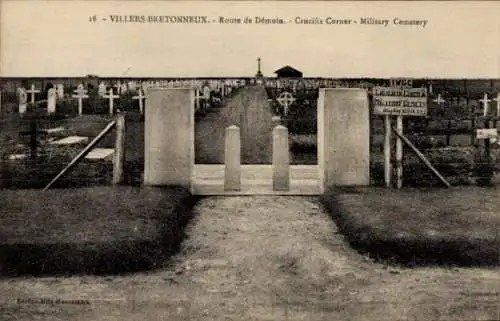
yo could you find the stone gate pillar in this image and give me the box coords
[318,88,370,193]
[144,88,194,188]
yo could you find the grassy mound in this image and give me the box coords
[320,186,500,267]
[0,186,198,277]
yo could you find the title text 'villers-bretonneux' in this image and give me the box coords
[108,15,210,23]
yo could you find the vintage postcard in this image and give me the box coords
[0,1,499,320]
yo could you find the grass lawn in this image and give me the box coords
[0,186,198,277]
[320,186,500,266]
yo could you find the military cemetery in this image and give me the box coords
[1,67,500,321]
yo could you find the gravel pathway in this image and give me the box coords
[1,196,499,321]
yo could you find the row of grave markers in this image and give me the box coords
[15,84,136,116]
[11,80,238,116]
[96,79,236,96]
[431,92,500,117]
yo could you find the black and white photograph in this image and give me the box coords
[0,1,499,320]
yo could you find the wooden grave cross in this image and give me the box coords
[480,93,491,117]
[104,88,120,115]
[26,84,41,105]
[493,93,500,117]
[72,84,89,115]
[132,89,146,114]
[432,93,445,105]
[194,88,204,111]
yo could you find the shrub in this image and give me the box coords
[290,134,317,154]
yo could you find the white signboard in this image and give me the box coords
[476,128,498,139]
[373,86,428,116]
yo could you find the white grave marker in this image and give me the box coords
[277,91,295,116]
[56,84,64,98]
[47,88,57,114]
[103,88,120,115]
[493,93,500,117]
[194,88,203,111]
[50,136,89,145]
[121,82,128,94]
[432,93,445,105]
[480,93,491,117]
[132,89,146,114]
[26,84,40,105]
[203,85,210,99]
[114,82,122,95]
[98,82,107,97]
[72,84,89,115]
[141,81,148,93]
[18,88,28,114]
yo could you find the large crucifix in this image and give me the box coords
[255,57,263,77]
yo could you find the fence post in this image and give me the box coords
[384,115,392,187]
[273,125,290,191]
[112,113,126,184]
[224,125,241,191]
[396,115,403,189]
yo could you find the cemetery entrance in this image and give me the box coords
[143,84,370,195]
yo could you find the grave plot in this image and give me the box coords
[0,116,120,189]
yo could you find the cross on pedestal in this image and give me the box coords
[72,85,89,115]
[492,93,500,117]
[256,57,263,77]
[432,93,445,105]
[26,84,41,105]
[132,89,146,114]
[480,93,492,117]
[104,88,120,115]
[277,92,295,116]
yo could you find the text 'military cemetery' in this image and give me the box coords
[373,86,428,116]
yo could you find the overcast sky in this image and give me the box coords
[1,1,499,78]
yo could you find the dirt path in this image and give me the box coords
[195,86,273,164]
[1,196,499,321]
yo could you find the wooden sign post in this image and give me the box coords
[373,79,427,189]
